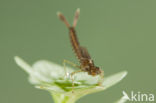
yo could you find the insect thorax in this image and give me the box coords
[80,59,101,76]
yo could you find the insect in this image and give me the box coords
[57,8,104,90]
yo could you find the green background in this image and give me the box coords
[0,0,156,103]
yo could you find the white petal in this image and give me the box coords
[102,71,127,89]
[32,60,73,79]
[14,56,33,75]
[35,85,65,93]
[65,71,128,95]
[73,72,100,85]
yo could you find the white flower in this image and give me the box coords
[14,56,128,103]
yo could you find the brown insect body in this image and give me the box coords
[69,27,101,76]
[58,9,103,76]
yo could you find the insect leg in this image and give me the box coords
[63,59,80,78]
[70,70,82,93]
[98,70,104,86]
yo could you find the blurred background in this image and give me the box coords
[0,0,156,103]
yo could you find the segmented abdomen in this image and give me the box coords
[69,27,82,61]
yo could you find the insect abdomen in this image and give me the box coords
[69,27,82,60]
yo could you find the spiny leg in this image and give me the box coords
[70,70,82,93]
[63,59,80,78]
[98,70,104,86]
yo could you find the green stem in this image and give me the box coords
[51,93,77,103]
